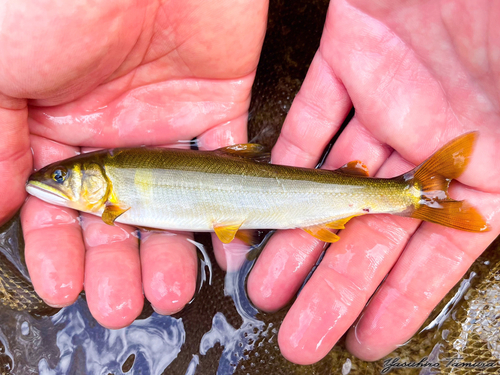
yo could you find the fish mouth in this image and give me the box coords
[26,181,70,206]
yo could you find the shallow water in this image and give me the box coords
[3,0,500,372]
[2,300,185,374]
[2,213,500,375]
[0,223,287,375]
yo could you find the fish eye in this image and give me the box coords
[52,168,67,184]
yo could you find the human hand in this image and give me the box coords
[247,0,500,364]
[0,0,267,328]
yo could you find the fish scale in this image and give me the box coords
[26,134,489,244]
[105,158,406,231]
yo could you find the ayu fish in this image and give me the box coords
[26,132,489,243]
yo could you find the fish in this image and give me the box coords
[25,132,489,244]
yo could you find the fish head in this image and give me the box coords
[26,159,109,212]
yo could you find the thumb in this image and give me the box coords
[0,95,31,225]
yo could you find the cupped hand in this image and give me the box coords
[248,0,500,364]
[0,0,267,328]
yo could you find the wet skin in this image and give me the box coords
[2,0,500,367]
[1,0,268,328]
[247,0,500,364]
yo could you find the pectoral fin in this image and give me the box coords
[339,161,369,177]
[102,203,130,225]
[303,225,340,243]
[213,222,244,244]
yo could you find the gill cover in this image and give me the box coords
[81,163,109,210]
[82,162,130,224]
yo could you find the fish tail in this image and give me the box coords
[408,132,489,232]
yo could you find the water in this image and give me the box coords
[4,301,185,375]
[0,226,282,375]
[2,218,500,374]
[1,0,334,372]
[2,0,500,370]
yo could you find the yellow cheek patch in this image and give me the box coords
[81,163,107,211]
[82,177,106,205]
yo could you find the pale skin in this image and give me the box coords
[248,0,500,365]
[1,0,500,367]
[1,0,268,327]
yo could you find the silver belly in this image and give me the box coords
[106,167,400,231]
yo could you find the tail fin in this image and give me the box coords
[408,132,489,232]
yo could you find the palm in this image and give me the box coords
[0,0,267,328]
[248,0,500,364]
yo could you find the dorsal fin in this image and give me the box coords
[338,160,370,177]
[215,144,270,163]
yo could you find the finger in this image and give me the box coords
[28,75,255,148]
[247,229,326,311]
[140,230,197,315]
[212,233,253,272]
[21,135,83,306]
[29,135,80,167]
[276,152,420,365]
[248,122,391,312]
[81,143,192,154]
[198,117,249,270]
[83,144,196,317]
[81,214,143,329]
[319,1,500,194]
[0,97,31,225]
[271,50,352,167]
[345,185,500,361]
[197,116,248,150]
[322,116,393,171]
[247,51,357,310]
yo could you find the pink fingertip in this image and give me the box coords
[345,286,422,361]
[86,276,144,330]
[247,229,325,312]
[212,233,251,272]
[21,198,84,307]
[277,271,366,365]
[82,215,143,329]
[141,231,197,315]
[197,117,249,151]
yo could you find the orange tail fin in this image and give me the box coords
[407,132,489,232]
